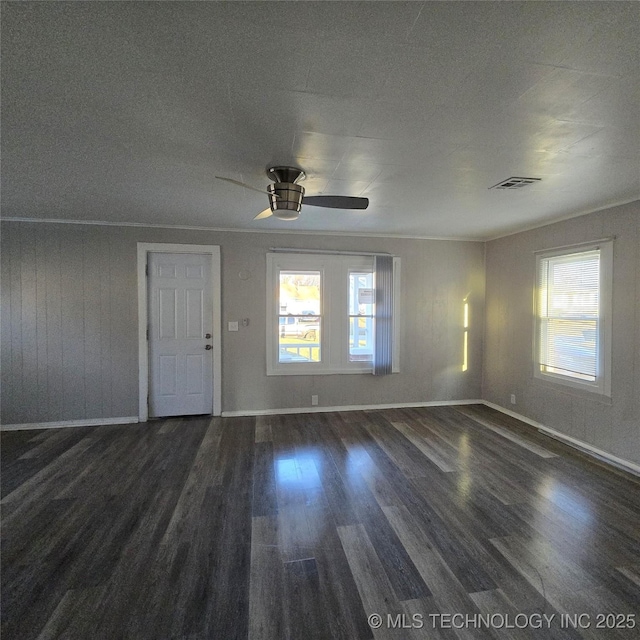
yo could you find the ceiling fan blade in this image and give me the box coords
[254,207,273,220]
[215,176,275,197]
[302,195,369,210]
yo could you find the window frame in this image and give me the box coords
[533,240,613,396]
[266,252,399,376]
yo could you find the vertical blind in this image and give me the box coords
[537,249,600,381]
[373,255,393,375]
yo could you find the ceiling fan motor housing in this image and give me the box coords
[267,183,305,220]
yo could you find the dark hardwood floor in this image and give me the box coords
[2,405,640,639]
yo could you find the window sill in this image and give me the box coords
[267,367,374,376]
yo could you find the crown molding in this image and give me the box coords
[0,217,481,242]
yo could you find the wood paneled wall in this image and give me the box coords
[1,224,138,423]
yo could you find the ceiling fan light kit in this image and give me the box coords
[267,166,305,220]
[268,187,304,221]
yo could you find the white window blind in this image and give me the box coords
[537,249,600,382]
[373,254,393,375]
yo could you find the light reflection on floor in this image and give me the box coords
[274,452,326,536]
[275,452,323,491]
[275,458,299,485]
[538,476,594,525]
[345,444,374,484]
[456,432,472,502]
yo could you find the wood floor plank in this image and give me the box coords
[489,533,606,627]
[298,413,364,527]
[390,421,457,472]
[616,565,640,589]
[1,458,48,499]
[249,515,285,640]
[455,405,558,458]
[157,417,184,434]
[361,412,433,479]
[379,471,496,592]
[36,586,109,640]
[469,589,548,640]
[252,440,278,517]
[341,422,500,594]
[411,474,522,541]
[511,501,640,571]
[1,436,99,524]
[341,436,404,508]
[162,417,223,542]
[258,427,373,640]
[336,523,403,640]
[17,428,87,460]
[313,534,375,640]
[400,598,459,640]
[283,557,333,640]
[200,418,255,640]
[2,407,639,639]
[381,506,493,640]
[323,425,430,601]
[255,415,273,443]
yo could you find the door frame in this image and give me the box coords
[137,243,222,421]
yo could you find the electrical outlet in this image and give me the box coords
[510,394,516,405]
[311,395,318,406]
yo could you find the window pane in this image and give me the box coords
[279,271,321,315]
[538,250,600,381]
[279,318,321,363]
[278,270,321,364]
[349,317,373,362]
[541,318,597,380]
[349,271,374,315]
[349,270,374,362]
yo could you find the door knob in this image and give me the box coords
[205,333,212,339]
[205,344,213,350]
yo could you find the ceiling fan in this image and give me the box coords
[215,166,369,221]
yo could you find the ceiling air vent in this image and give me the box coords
[489,177,541,190]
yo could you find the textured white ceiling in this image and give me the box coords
[2,1,639,239]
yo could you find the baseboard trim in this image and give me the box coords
[221,399,484,418]
[482,401,640,477]
[0,417,140,431]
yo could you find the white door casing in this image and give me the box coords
[137,244,221,421]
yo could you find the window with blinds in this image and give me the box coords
[535,241,612,395]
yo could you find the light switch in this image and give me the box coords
[228,321,239,332]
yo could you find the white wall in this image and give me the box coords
[0,222,485,422]
[483,200,640,465]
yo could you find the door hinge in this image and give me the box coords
[146,327,150,340]
[145,264,149,276]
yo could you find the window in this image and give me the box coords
[349,270,374,363]
[534,241,612,395]
[267,252,400,375]
[278,269,322,363]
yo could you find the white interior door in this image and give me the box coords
[148,252,213,417]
